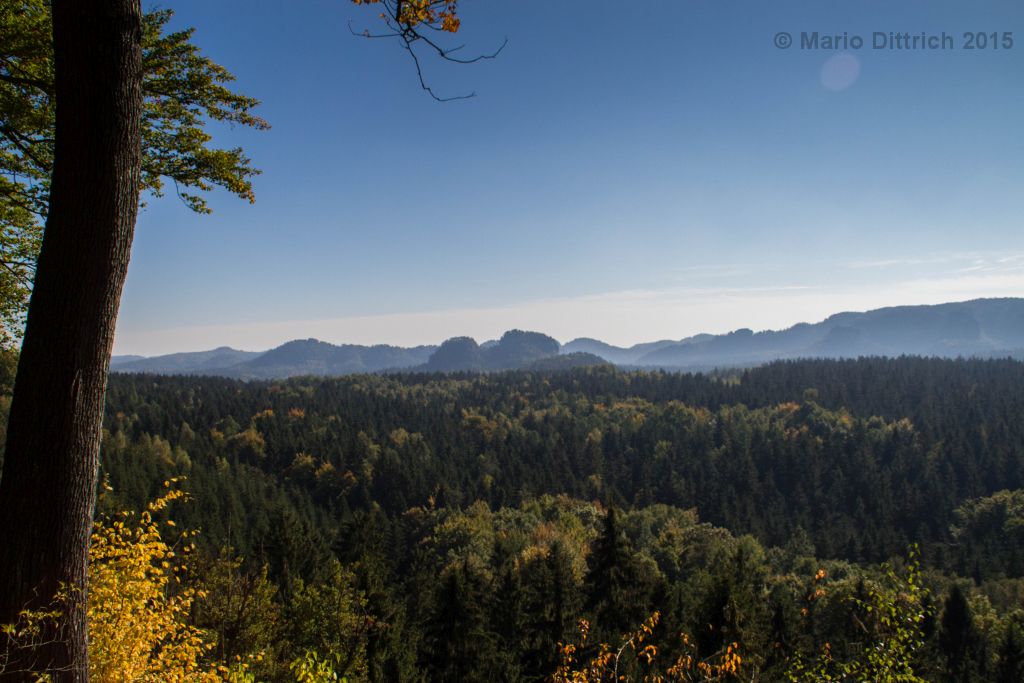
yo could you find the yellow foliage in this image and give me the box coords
[87,483,249,683]
[551,612,744,683]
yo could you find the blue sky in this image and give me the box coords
[115,0,1024,355]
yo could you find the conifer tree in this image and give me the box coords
[939,584,981,683]
[994,612,1024,683]
[423,561,494,683]
[585,508,648,639]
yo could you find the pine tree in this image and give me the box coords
[585,508,647,639]
[423,561,495,683]
[939,584,981,682]
[995,613,1024,683]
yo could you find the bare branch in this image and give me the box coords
[401,39,475,102]
[350,0,505,101]
[347,20,402,40]
[416,33,507,64]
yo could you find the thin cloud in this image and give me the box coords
[850,251,1024,271]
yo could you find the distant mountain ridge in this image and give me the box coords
[561,334,713,365]
[110,341,435,378]
[423,330,562,372]
[111,297,1024,378]
[631,298,1024,368]
[110,347,262,374]
[231,339,436,378]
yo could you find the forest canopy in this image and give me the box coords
[10,356,1012,681]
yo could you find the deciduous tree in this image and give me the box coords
[0,3,146,677]
[0,1,267,346]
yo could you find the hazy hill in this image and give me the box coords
[424,336,483,372]
[109,354,145,367]
[110,340,436,378]
[423,330,560,372]
[636,298,1024,368]
[525,351,611,371]
[561,335,711,365]
[224,339,436,378]
[484,330,560,369]
[109,347,262,374]
[111,298,1024,378]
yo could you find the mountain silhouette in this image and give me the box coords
[110,298,1024,378]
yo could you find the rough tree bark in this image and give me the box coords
[0,1,143,679]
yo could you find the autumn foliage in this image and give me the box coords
[351,0,461,33]
[87,483,230,681]
[552,612,744,683]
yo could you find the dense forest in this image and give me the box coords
[4,356,1023,681]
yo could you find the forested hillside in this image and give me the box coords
[22,357,1008,681]
[5,357,1022,679]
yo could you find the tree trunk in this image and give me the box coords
[0,1,142,680]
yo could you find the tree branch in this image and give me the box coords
[0,71,53,95]
[350,0,505,101]
[0,124,50,171]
